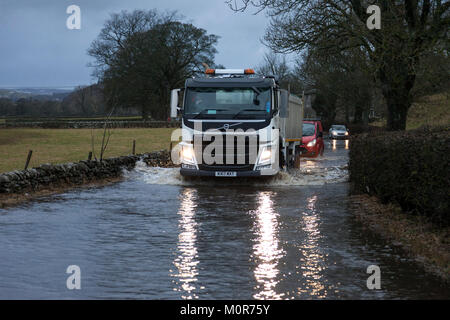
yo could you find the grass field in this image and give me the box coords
[406,93,450,129]
[0,128,175,173]
[372,92,450,130]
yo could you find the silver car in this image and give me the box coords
[329,125,349,139]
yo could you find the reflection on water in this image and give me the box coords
[303,160,317,173]
[171,188,200,299]
[0,138,448,300]
[251,191,285,300]
[332,139,349,151]
[298,195,329,298]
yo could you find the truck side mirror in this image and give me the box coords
[170,89,182,118]
[280,89,289,118]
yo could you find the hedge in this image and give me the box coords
[349,126,449,226]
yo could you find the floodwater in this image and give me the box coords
[0,139,448,299]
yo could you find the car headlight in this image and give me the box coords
[345,131,349,136]
[307,139,316,147]
[331,130,337,135]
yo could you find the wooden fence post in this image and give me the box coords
[132,140,136,155]
[24,150,33,170]
[88,151,92,161]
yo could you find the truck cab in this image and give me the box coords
[170,69,304,177]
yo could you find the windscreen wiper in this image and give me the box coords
[251,87,261,95]
[192,108,229,119]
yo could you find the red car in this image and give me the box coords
[300,120,324,157]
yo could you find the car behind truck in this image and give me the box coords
[170,68,304,177]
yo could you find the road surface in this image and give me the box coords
[0,139,448,299]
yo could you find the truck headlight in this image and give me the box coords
[307,139,316,147]
[260,149,271,162]
[258,146,272,165]
[181,144,195,164]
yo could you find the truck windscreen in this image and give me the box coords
[184,87,271,119]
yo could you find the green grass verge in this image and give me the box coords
[0,128,175,173]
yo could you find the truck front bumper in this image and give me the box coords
[180,168,263,177]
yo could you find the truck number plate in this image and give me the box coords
[215,171,237,177]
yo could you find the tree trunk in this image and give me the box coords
[141,106,149,121]
[379,69,415,131]
[326,109,336,128]
[345,105,350,123]
[353,104,363,124]
[362,109,369,126]
[385,97,410,131]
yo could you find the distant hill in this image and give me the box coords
[0,87,74,101]
[0,84,140,117]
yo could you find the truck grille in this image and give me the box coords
[194,134,259,171]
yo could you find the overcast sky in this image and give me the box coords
[0,0,282,88]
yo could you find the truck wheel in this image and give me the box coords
[294,146,301,168]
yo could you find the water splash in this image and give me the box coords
[123,160,348,187]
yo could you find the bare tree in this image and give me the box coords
[228,0,450,131]
[99,107,115,161]
[89,107,115,162]
[256,51,306,94]
[257,52,290,77]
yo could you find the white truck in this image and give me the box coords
[170,68,303,177]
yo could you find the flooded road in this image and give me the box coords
[0,139,448,299]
